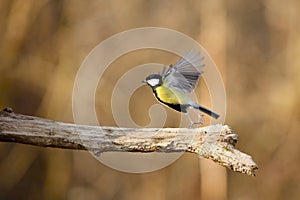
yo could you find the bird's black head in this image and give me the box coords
[143,74,162,89]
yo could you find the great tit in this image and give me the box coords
[142,50,219,126]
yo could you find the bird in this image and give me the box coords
[142,50,219,127]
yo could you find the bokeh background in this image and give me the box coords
[1,0,300,199]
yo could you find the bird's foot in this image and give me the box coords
[188,121,203,128]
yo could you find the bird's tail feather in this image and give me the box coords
[193,104,220,119]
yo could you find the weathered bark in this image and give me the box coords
[0,108,258,176]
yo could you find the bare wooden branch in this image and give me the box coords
[0,108,258,176]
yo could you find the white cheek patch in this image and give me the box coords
[147,79,160,86]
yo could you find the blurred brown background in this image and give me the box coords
[0,0,300,200]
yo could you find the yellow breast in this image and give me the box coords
[155,86,185,104]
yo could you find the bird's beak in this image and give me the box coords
[141,80,146,84]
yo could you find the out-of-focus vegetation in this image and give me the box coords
[0,0,300,199]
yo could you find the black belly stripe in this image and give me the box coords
[153,89,189,113]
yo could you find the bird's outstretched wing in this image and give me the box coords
[161,50,205,93]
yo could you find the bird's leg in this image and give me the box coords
[187,108,204,127]
[185,112,194,128]
[194,110,204,125]
[185,108,203,128]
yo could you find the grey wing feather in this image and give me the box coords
[162,50,205,93]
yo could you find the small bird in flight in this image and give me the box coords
[142,50,219,127]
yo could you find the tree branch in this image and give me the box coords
[0,108,258,176]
